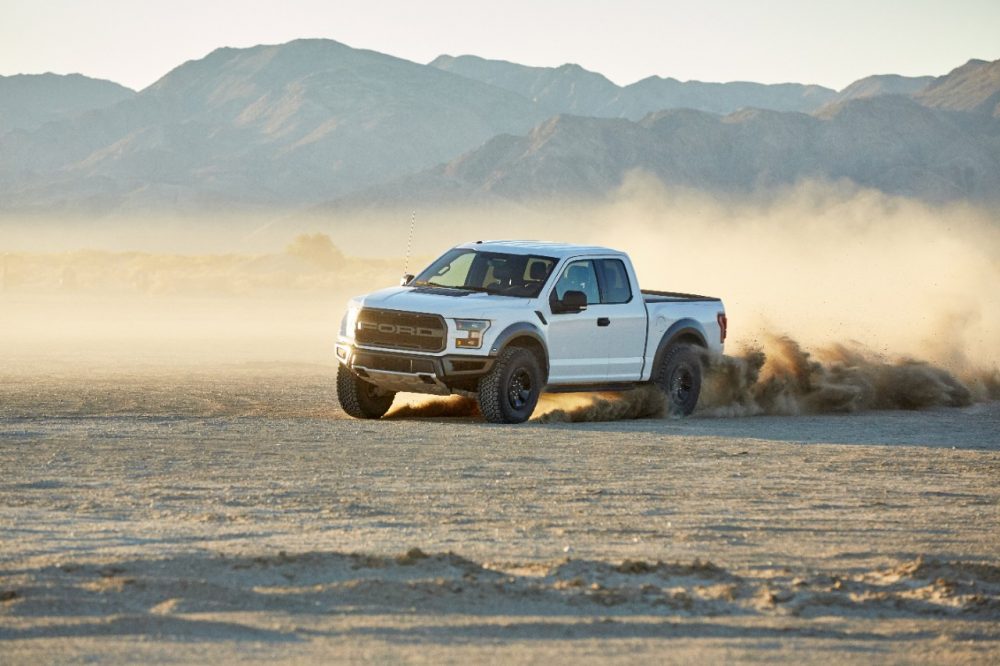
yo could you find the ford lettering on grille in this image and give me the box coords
[355,308,446,352]
[358,322,441,337]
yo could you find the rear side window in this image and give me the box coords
[597,259,632,304]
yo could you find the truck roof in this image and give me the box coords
[457,240,625,258]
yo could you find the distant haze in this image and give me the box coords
[2,181,997,382]
[3,0,1000,91]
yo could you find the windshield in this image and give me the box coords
[413,249,558,298]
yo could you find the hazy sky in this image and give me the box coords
[3,0,999,91]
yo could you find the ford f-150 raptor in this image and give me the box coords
[335,241,727,423]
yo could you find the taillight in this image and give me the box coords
[717,312,728,343]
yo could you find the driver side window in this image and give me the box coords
[553,260,600,305]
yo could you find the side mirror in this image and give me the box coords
[551,290,587,314]
[400,273,415,286]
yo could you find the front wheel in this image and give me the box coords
[654,344,703,416]
[337,366,396,419]
[477,346,542,424]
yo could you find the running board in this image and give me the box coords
[544,382,639,394]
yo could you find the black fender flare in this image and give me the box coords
[489,322,549,375]
[651,318,709,374]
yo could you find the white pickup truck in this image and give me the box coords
[336,241,727,423]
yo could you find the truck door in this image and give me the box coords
[545,259,608,382]
[595,258,647,381]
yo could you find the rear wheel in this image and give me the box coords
[337,366,396,419]
[654,344,703,416]
[477,346,542,424]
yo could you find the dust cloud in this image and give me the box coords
[531,334,990,422]
[697,334,987,416]
[533,387,665,423]
[385,395,481,419]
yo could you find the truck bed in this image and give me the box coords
[642,289,722,303]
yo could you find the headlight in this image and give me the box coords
[454,319,490,349]
[341,302,361,337]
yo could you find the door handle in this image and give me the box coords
[597,317,611,327]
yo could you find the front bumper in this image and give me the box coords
[336,343,495,395]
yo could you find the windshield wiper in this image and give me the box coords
[414,280,459,289]
[413,282,510,295]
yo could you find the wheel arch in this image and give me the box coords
[489,322,549,383]
[652,319,709,373]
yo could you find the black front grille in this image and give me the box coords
[355,308,446,352]
[353,352,436,374]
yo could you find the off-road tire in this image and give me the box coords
[654,344,703,416]
[477,346,542,424]
[337,366,396,419]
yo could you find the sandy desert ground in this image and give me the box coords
[1,361,998,664]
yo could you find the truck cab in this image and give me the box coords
[336,240,726,423]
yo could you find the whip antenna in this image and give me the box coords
[402,210,416,283]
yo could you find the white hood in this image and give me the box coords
[355,286,534,319]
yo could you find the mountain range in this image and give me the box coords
[429,55,836,118]
[0,73,134,135]
[1,39,998,215]
[338,95,1000,207]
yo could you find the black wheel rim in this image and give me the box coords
[507,367,533,410]
[670,364,694,406]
